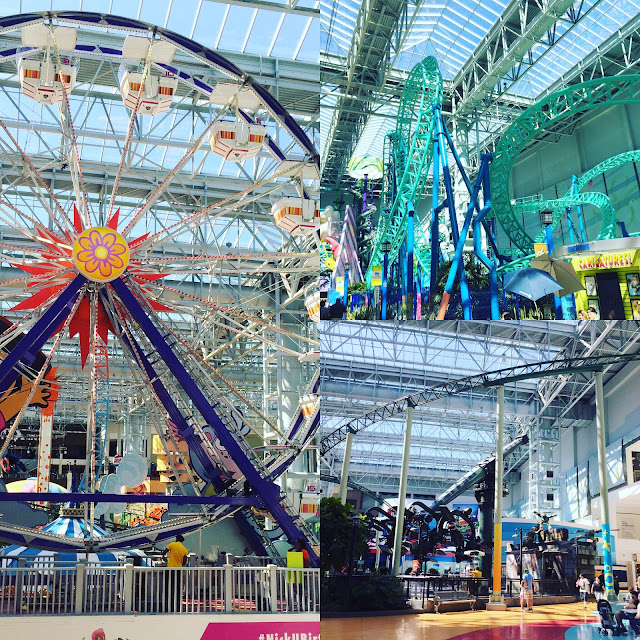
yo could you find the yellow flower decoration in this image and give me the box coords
[73,227,130,282]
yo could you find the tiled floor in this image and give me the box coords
[321,602,618,639]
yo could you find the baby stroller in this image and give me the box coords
[597,599,622,636]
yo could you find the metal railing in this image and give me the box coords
[399,576,490,609]
[0,563,320,616]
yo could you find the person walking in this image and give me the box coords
[592,575,604,601]
[521,569,535,611]
[576,573,590,610]
[162,534,188,612]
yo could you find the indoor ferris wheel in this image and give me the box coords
[0,11,320,565]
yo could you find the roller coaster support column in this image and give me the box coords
[595,370,615,600]
[437,155,496,319]
[339,429,354,504]
[381,242,390,320]
[573,175,587,243]
[392,398,414,576]
[343,263,350,317]
[110,277,318,567]
[487,385,507,610]
[407,205,415,320]
[543,217,563,319]
[433,105,471,319]
[429,118,441,305]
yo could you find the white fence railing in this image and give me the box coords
[0,564,320,616]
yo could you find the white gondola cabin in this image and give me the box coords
[299,394,319,417]
[272,197,320,236]
[209,120,266,162]
[18,58,76,105]
[118,69,178,116]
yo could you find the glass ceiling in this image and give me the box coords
[321,322,572,379]
[3,0,319,62]
[321,0,640,161]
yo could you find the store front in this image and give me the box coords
[555,238,640,320]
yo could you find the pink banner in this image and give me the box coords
[200,621,320,640]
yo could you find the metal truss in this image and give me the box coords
[321,338,640,456]
[320,0,420,190]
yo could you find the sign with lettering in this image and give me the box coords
[534,243,548,257]
[576,252,635,270]
[371,265,383,287]
[201,621,320,640]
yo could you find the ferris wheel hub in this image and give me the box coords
[72,227,130,283]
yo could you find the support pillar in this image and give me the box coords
[392,399,414,576]
[339,429,354,504]
[35,402,55,504]
[487,385,507,610]
[595,370,615,600]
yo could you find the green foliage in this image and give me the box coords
[319,497,368,574]
[434,254,489,301]
[349,575,408,611]
[427,568,440,576]
[347,305,375,321]
[322,575,408,612]
[348,281,368,294]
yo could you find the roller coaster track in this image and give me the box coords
[366,57,442,282]
[492,75,640,255]
[320,351,640,456]
[498,149,640,274]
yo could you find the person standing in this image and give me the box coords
[576,573,590,610]
[521,569,535,611]
[162,534,188,612]
[592,575,604,600]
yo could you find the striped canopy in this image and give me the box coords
[5,478,68,494]
[0,516,147,567]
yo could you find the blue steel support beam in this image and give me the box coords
[109,277,317,564]
[0,274,86,396]
[544,223,563,320]
[429,131,441,303]
[0,492,258,505]
[472,159,500,320]
[433,107,471,319]
[381,251,389,320]
[108,308,228,492]
[436,160,486,320]
[407,205,414,320]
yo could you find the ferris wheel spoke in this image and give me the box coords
[101,288,211,498]
[107,38,156,225]
[50,24,94,228]
[0,283,87,458]
[120,91,242,238]
[147,281,318,347]
[0,122,75,236]
[130,160,304,255]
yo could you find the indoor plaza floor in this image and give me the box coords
[322,602,624,639]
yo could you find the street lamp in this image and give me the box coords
[539,209,554,226]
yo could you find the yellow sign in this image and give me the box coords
[371,265,383,287]
[534,243,548,257]
[73,227,130,282]
[335,276,345,292]
[287,551,304,584]
[576,251,635,270]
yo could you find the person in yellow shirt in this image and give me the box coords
[162,535,188,611]
[163,534,188,567]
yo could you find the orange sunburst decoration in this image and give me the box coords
[8,205,168,367]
